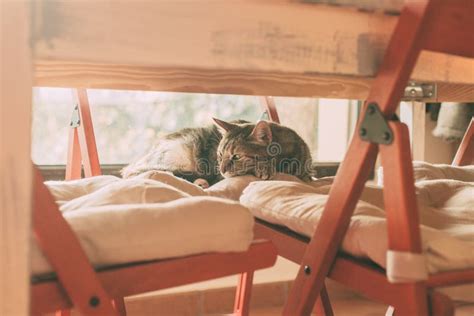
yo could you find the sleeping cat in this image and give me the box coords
[214,118,312,182]
[122,119,312,187]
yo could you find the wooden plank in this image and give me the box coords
[32,0,473,94]
[0,2,32,315]
[34,62,474,102]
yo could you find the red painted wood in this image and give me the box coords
[260,96,280,123]
[380,122,428,315]
[429,290,455,316]
[33,166,118,316]
[312,285,333,316]
[283,0,435,314]
[31,240,277,314]
[452,118,474,166]
[73,89,102,177]
[423,0,474,58]
[65,128,82,180]
[234,272,254,316]
[112,298,127,316]
[283,137,378,315]
[380,123,423,253]
[427,269,474,288]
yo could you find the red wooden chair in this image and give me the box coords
[33,89,278,316]
[245,0,474,315]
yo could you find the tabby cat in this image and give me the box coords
[122,118,312,187]
[214,118,312,182]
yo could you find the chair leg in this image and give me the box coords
[429,290,455,316]
[234,272,254,316]
[391,283,429,316]
[112,298,127,316]
[312,283,333,316]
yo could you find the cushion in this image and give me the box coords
[33,176,254,276]
[240,179,474,276]
[45,175,120,205]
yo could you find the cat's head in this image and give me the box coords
[213,118,274,178]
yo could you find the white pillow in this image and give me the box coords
[206,173,304,200]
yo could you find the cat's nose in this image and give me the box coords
[220,160,232,174]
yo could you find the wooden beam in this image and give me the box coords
[0,1,32,315]
[32,1,473,97]
[34,62,474,102]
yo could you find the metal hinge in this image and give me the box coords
[259,110,270,121]
[70,105,81,127]
[402,81,436,101]
[359,103,395,145]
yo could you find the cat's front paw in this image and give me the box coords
[255,165,275,180]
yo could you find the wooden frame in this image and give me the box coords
[31,1,473,102]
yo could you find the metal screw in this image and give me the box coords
[360,128,367,137]
[89,296,100,308]
[383,132,391,141]
[368,104,376,115]
[410,88,417,96]
[304,265,311,275]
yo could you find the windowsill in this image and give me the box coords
[37,162,342,181]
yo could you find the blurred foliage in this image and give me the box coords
[32,88,353,165]
[32,88,264,164]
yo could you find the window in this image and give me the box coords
[32,88,358,166]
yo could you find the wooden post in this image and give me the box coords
[0,2,33,315]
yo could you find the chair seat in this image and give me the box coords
[241,169,474,277]
[31,196,254,276]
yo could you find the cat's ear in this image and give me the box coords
[213,118,238,134]
[250,120,272,144]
